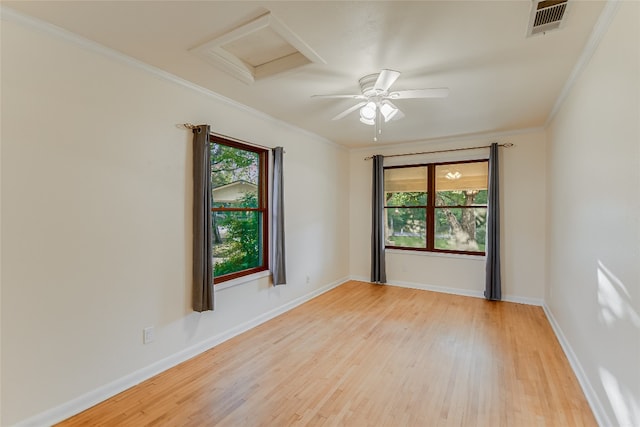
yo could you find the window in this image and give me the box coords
[210,136,268,283]
[384,160,488,255]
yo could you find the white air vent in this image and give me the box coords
[527,0,569,37]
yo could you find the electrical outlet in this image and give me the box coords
[143,326,155,344]
[306,275,310,284]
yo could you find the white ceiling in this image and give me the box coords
[5,1,606,148]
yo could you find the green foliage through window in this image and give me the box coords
[210,138,267,282]
[384,161,489,254]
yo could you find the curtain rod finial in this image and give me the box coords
[503,142,514,148]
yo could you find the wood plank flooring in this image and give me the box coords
[57,281,596,426]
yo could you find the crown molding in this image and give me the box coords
[545,0,621,126]
[0,6,345,152]
[349,126,545,153]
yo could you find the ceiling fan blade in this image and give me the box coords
[311,94,367,100]
[374,69,401,92]
[331,101,367,120]
[388,88,450,99]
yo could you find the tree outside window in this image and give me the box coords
[384,160,488,255]
[210,137,268,282]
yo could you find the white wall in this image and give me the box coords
[0,15,349,426]
[546,2,640,426]
[349,131,547,303]
[4,2,638,426]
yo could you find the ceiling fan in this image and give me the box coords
[312,69,449,141]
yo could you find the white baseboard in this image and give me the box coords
[353,276,607,424]
[502,294,544,306]
[542,304,611,427]
[349,275,543,306]
[21,277,593,427]
[14,277,350,427]
[353,276,609,424]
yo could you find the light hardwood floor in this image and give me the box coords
[57,281,596,426]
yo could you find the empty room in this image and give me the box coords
[1,1,638,426]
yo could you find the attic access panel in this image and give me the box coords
[190,12,324,84]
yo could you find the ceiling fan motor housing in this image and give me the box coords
[359,73,384,96]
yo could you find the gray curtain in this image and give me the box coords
[192,125,214,312]
[272,146,287,286]
[485,143,502,300]
[371,155,387,283]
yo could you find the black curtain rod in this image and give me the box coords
[183,123,281,152]
[363,142,513,160]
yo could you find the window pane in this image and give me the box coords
[213,211,262,276]
[211,143,259,208]
[385,207,426,248]
[385,191,427,207]
[435,207,487,252]
[385,167,428,206]
[435,162,488,206]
